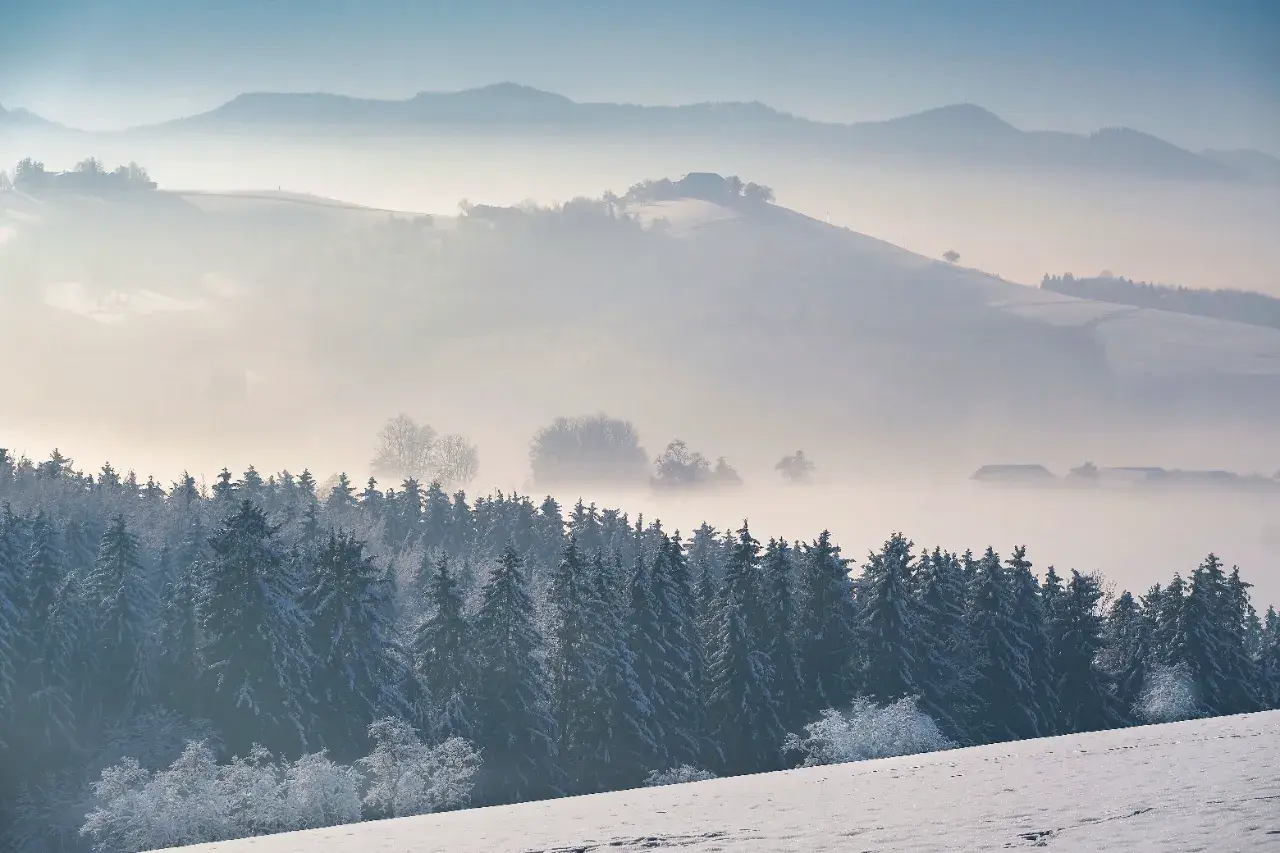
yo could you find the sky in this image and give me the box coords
[1,0,1278,151]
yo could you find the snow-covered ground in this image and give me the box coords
[168,711,1278,852]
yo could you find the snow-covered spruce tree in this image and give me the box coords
[760,538,804,730]
[1175,554,1261,716]
[1099,589,1152,723]
[854,533,921,705]
[649,533,707,768]
[910,548,975,743]
[706,523,784,776]
[965,548,1040,744]
[0,509,21,736]
[84,516,157,719]
[586,550,656,788]
[304,531,413,761]
[472,544,561,804]
[13,513,78,759]
[413,552,477,741]
[1257,607,1280,710]
[548,538,609,793]
[359,717,480,819]
[1050,570,1124,733]
[626,550,669,771]
[197,500,313,757]
[1003,546,1058,736]
[796,530,859,716]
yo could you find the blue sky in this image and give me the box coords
[2,0,1277,151]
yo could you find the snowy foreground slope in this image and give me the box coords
[169,712,1277,853]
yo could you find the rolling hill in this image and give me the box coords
[161,710,1280,852]
[3,178,1278,477]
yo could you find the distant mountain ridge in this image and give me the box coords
[0,103,63,130]
[121,83,1271,182]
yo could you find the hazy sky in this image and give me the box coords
[2,0,1278,151]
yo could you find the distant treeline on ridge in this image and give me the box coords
[1042,273,1280,332]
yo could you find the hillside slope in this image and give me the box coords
[165,711,1280,852]
[4,186,1278,476]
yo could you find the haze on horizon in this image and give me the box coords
[2,0,1279,604]
[2,0,1278,153]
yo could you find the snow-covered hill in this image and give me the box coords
[167,711,1279,852]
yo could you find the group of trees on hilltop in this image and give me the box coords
[1042,273,1280,333]
[5,158,156,192]
[1,443,1277,850]
[621,173,775,207]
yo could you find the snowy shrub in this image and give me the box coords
[785,697,956,767]
[282,751,363,830]
[81,741,233,852]
[1135,663,1201,724]
[358,718,480,819]
[643,765,718,787]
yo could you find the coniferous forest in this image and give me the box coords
[1,447,1277,851]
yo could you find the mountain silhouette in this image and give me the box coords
[134,84,1245,181]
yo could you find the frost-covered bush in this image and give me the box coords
[80,719,479,851]
[643,765,718,787]
[785,697,955,767]
[358,718,480,819]
[282,751,363,830]
[1134,663,1201,724]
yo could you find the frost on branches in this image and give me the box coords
[785,697,956,767]
[358,717,480,819]
[1134,664,1201,725]
[643,766,718,787]
[79,719,478,852]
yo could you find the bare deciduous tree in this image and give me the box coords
[371,415,437,481]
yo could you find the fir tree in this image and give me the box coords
[324,473,357,514]
[1178,555,1260,716]
[1004,546,1057,735]
[1099,590,1151,721]
[966,548,1039,743]
[473,544,560,804]
[548,538,613,793]
[413,553,476,740]
[626,551,668,770]
[84,516,156,717]
[1259,607,1280,710]
[760,539,803,729]
[1051,570,1122,733]
[197,500,312,756]
[585,550,655,788]
[156,552,202,718]
[706,523,783,775]
[911,547,974,742]
[796,530,858,714]
[304,532,410,761]
[855,533,921,704]
[650,533,707,767]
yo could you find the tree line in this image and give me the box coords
[1041,273,1280,332]
[0,445,1277,850]
[4,158,156,193]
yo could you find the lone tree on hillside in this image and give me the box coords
[0,169,11,192]
[529,414,648,486]
[943,250,961,264]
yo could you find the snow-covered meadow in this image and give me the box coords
[165,711,1278,852]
